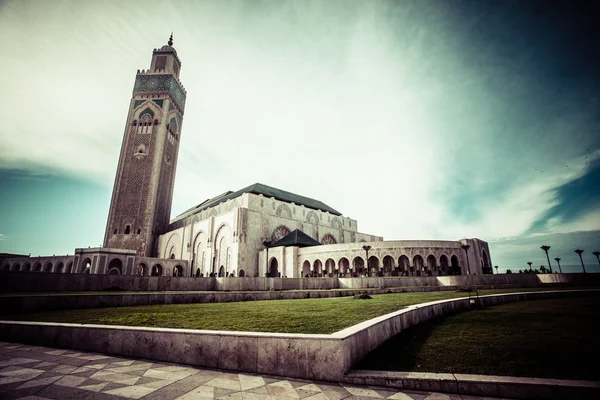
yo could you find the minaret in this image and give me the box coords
[104,34,187,257]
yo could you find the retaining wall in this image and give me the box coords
[1,289,597,384]
[1,271,598,293]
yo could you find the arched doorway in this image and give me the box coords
[426,255,437,276]
[219,265,225,277]
[382,255,394,276]
[55,262,64,273]
[173,265,183,277]
[65,261,73,273]
[152,264,163,276]
[413,255,424,276]
[352,257,365,277]
[450,255,460,275]
[1,263,9,271]
[338,257,350,277]
[239,269,245,277]
[325,258,335,277]
[367,256,380,277]
[439,255,449,275]
[313,259,323,277]
[107,258,123,275]
[43,262,53,273]
[398,255,410,275]
[33,262,42,272]
[301,260,311,277]
[138,263,148,276]
[79,258,91,274]
[10,263,19,272]
[269,258,279,277]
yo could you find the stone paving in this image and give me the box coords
[0,341,513,400]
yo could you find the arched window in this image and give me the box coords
[125,225,131,235]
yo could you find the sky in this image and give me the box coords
[0,0,599,272]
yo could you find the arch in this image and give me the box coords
[79,258,91,273]
[12,262,24,272]
[397,255,409,274]
[107,258,123,275]
[382,255,395,276]
[413,255,424,276]
[450,255,460,275]
[239,269,245,277]
[439,254,449,275]
[482,249,491,274]
[55,262,64,274]
[367,256,380,277]
[321,234,337,245]
[193,230,208,275]
[9,262,18,272]
[22,263,31,272]
[301,260,311,277]
[163,232,181,259]
[173,265,183,277]
[275,203,292,219]
[137,263,148,276]
[1,262,10,271]
[32,261,41,272]
[330,217,342,229]
[306,210,319,225]
[271,225,291,242]
[325,258,336,276]
[42,261,53,273]
[313,259,323,276]
[65,261,73,274]
[426,254,437,275]
[151,264,163,276]
[338,257,350,276]
[214,224,233,276]
[269,258,279,277]
[218,265,225,277]
[352,256,365,276]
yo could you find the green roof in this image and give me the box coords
[269,229,321,248]
[171,183,342,223]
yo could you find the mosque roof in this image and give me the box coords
[171,182,342,223]
[269,230,322,248]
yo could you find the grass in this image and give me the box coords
[0,287,578,334]
[355,294,600,381]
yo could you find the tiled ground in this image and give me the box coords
[0,341,512,400]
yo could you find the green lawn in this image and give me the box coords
[356,294,600,381]
[0,288,577,334]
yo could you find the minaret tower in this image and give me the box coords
[104,34,187,257]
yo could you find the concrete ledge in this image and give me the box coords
[1,289,598,386]
[345,370,600,399]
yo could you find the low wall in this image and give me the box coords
[1,271,598,293]
[1,289,597,385]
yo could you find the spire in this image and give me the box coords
[168,32,173,47]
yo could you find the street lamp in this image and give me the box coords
[554,257,562,273]
[262,240,271,277]
[461,244,471,275]
[540,245,552,273]
[362,245,371,277]
[527,262,532,272]
[574,249,586,273]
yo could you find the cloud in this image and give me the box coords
[0,234,10,241]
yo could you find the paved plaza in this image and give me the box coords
[0,341,514,400]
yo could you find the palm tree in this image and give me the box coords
[541,245,553,273]
[527,261,532,271]
[554,257,562,273]
[574,249,586,273]
[593,251,600,266]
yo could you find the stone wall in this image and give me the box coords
[1,289,596,382]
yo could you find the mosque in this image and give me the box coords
[0,37,493,278]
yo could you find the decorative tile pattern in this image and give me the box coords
[0,341,512,400]
[133,74,186,111]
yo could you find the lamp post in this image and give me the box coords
[574,249,586,273]
[262,240,271,277]
[461,244,471,275]
[494,266,498,274]
[540,245,552,273]
[362,245,371,277]
[554,257,562,273]
[527,262,532,272]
